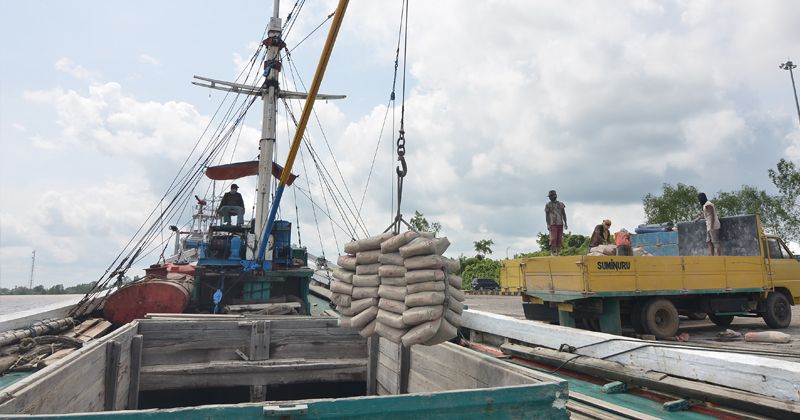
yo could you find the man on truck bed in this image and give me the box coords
[545,190,567,256]
[697,192,721,256]
[589,219,612,247]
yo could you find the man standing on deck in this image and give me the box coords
[697,192,721,256]
[218,184,245,226]
[545,190,568,256]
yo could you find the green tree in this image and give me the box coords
[715,186,790,237]
[532,232,589,256]
[643,183,700,224]
[473,239,494,258]
[460,258,501,290]
[768,159,800,241]
[408,210,442,237]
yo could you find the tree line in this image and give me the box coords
[0,283,97,295]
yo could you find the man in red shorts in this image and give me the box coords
[545,190,568,256]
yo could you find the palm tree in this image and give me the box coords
[473,239,494,259]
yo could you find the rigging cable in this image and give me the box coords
[391,0,410,234]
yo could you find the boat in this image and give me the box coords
[3,1,800,418]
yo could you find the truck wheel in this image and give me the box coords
[629,300,647,334]
[708,313,734,326]
[763,292,792,329]
[687,312,707,320]
[642,298,679,339]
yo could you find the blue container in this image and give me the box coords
[272,220,292,266]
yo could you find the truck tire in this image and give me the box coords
[687,312,707,320]
[629,300,647,334]
[762,292,792,329]
[642,298,679,339]
[708,313,734,326]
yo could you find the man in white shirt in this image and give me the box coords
[697,192,721,256]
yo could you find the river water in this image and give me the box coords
[0,295,83,316]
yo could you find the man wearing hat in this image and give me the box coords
[590,219,612,247]
[218,184,245,226]
[544,190,568,256]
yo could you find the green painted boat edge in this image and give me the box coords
[5,382,569,419]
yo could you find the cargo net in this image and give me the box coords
[329,231,464,346]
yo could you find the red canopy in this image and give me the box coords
[205,161,298,185]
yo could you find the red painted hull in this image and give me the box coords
[103,275,194,325]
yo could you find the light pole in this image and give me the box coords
[780,60,800,127]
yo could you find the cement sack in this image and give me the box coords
[331,293,352,308]
[376,309,406,329]
[344,232,395,254]
[352,286,379,299]
[447,297,464,314]
[375,321,406,343]
[587,251,604,256]
[401,319,440,347]
[404,255,444,270]
[353,274,380,287]
[350,297,378,314]
[359,319,377,338]
[380,276,407,287]
[447,274,463,289]
[337,316,352,328]
[633,247,652,257]
[355,263,380,275]
[337,255,357,271]
[405,291,445,308]
[444,308,462,326]
[399,237,451,258]
[589,244,616,256]
[378,252,404,266]
[402,305,443,326]
[356,249,381,265]
[448,287,465,303]
[331,267,354,283]
[406,281,445,294]
[380,231,419,254]
[378,298,407,314]
[338,305,361,317]
[378,264,406,278]
[330,280,353,296]
[423,318,457,346]
[442,257,461,274]
[378,285,407,301]
[405,269,445,284]
[351,306,379,329]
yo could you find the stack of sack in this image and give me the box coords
[372,232,465,346]
[588,244,617,256]
[335,232,393,337]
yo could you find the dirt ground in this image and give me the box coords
[464,294,800,360]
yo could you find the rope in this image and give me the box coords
[391,0,410,234]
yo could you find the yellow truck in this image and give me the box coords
[519,215,798,338]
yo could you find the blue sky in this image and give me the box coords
[2,0,800,288]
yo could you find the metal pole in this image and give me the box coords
[780,60,800,127]
[29,250,35,289]
[254,2,282,251]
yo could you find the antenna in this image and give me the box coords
[29,250,36,289]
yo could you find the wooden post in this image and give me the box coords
[104,340,121,411]
[127,335,143,410]
[365,336,379,395]
[398,345,410,394]
[249,320,271,402]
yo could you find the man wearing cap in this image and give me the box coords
[218,184,245,226]
[696,192,721,256]
[544,190,568,256]
[590,219,612,247]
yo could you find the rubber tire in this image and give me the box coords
[687,312,707,320]
[708,313,734,327]
[642,298,679,339]
[763,292,792,329]
[629,300,647,334]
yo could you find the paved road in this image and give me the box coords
[463,294,800,358]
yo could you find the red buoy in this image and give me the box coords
[103,274,194,325]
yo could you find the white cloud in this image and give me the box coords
[54,57,95,80]
[138,53,160,66]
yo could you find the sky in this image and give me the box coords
[1,0,800,288]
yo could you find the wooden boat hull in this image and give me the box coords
[103,276,193,325]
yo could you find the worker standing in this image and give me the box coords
[615,228,632,256]
[697,193,721,256]
[590,219,612,247]
[545,190,568,256]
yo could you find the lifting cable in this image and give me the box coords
[390,0,410,234]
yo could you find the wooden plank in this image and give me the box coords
[376,358,399,395]
[366,336,379,395]
[0,323,137,415]
[127,335,143,410]
[104,341,121,411]
[502,342,800,420]
[249,320,271,360]
[398,345,410,394]
[463,309,800,402]
[139,359,367,390]
[378,337,400,363]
